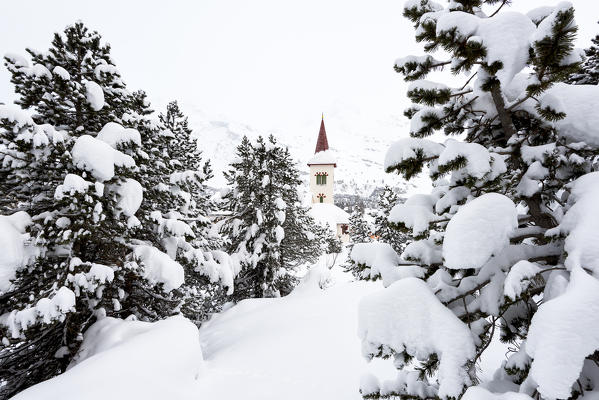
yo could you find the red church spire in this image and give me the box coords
[314,113,329,154]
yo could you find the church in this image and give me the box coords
[307,116,350,242]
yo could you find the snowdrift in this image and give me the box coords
[12,316,204,400]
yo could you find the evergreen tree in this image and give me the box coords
[567,22,599,85]
[348,205,372,244]
[370,185,409,254]
[359,3,599,400]
[221,135,323,300]
[0,23,227,396]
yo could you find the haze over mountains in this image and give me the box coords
[184,104,430,202]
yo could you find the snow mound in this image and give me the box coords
[71,135,135,182]
[12,316,204,400]
[443,193,517,269]
[197,279,395,400]
[526,267,599,399]
[0,212,33,292]
[358,278,475,399]
[462,386,533,400]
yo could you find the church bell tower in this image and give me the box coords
[307,115,336,204]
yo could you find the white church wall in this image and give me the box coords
[309,164,335,204]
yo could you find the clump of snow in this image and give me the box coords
[526,6,555,24]
[111,178,143,218]
[521,143,555,164]
[435,186,471,214]
[526,267,599,399]
[13,316,204,400]
[548,172,599,275]
[170,170,205,185]
[358,277,475,399]
[0,212,32,292]
[409,106,444,135]
[516,161,549,198]
[401,239,442,265]
[132,245,184,292]
[384,137,444,172]
[436,11,535,86]
[2,286,76,338]
[389,193,438,237]
[395,54,440,69]
[96,122,141,148]
[71,135,135,182]
[351,243,423,285]
[52,66,70,80]
[194,250,241,295]
[438,139,491,179]
[504,261,541,300]
[54,174,92,200]
[443,193,517,269]
[0,104,34,128]
[477,12,536,87]
[307,149,336,165]
[84,80,104,111]
[407,80,450,92]
[540,84,599,147]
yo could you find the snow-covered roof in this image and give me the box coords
[307,149,337,166]
[309,203,349,231]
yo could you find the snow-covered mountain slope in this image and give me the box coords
[183,104,431,199]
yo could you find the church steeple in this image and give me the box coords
[314,114,329,154]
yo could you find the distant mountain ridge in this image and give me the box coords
[184,105,430,203]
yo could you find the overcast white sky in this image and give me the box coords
[1,0,597,133]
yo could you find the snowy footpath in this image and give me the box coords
[13,262,395,400]
[195,266,394,399]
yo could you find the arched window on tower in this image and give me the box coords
[321,175,327,185]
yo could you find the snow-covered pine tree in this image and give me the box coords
[567,21,599,85]
[0,23,187,397]
[221,135,323,300]
[5,22,128,134]
[345,205,375,280]
[358,2,599,400]
[156,100,230,322]
[349,205,372,244]
[370,185,409,254]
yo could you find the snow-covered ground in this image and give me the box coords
[195,265,395,400]
[13,254,400,400]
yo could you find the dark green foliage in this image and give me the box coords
[0,23,218,397]
[221,135,324,300]
[567,23,599,85]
